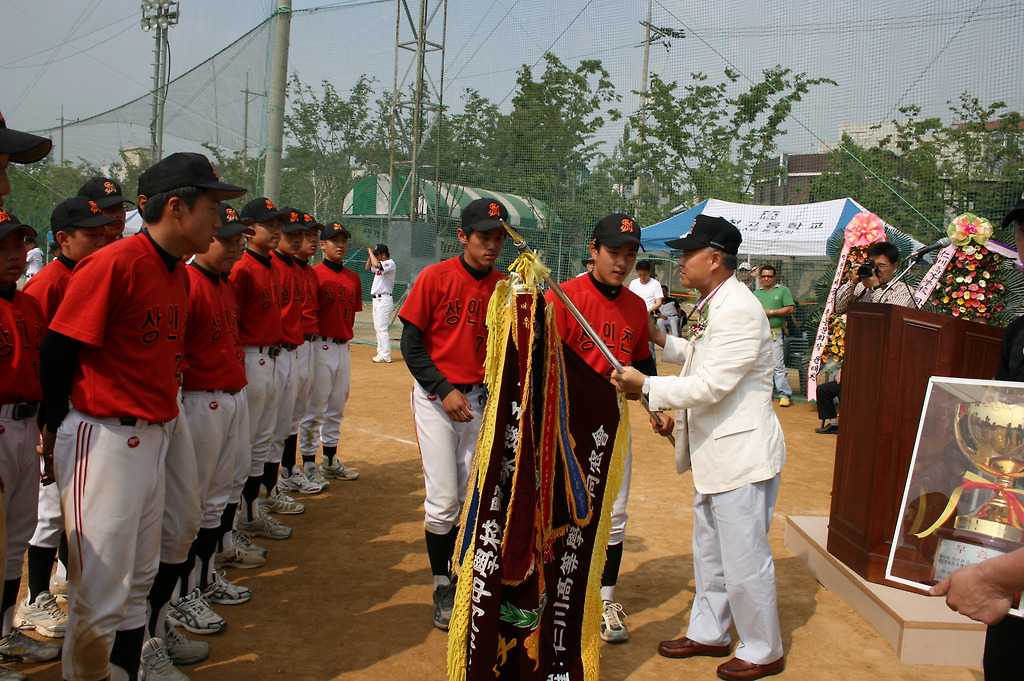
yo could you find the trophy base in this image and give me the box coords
[954,515,1024,544]
[931,527,1021,583]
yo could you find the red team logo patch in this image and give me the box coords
[127,436,140,448]
[88,200,101,214]
[322,344,329,351]
[209,402,219,410]
[620,218,634,232]
[259,358,266,366]
[265,199,276,211]
[104,181,116,195]
[428,394,438,401]
[488,202,501,217]
[225,207,238,221]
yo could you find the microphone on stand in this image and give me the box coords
[909,237,952,260]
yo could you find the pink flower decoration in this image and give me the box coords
[845,211,885,248]
[947,212,993,246]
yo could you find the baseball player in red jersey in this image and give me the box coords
[77,176,135,246]
[269,208,321,501]
[37,152,245,681]
[544,213,656,645]
[398,197,508,631]
[230,197,294,541]
[17,198,114,642]
[299,222,362,481]
[0,212,62,668]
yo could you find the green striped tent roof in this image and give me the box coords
[342,174,560,230]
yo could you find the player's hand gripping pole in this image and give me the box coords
[500,220,674,445]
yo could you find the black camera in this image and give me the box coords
[857,261,880,279]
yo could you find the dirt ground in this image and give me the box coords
[15,315,984,680]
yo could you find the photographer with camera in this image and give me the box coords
[815,242,915,434]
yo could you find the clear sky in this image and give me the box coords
[3,0,1022,163]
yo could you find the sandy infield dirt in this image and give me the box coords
[15,320,984,680]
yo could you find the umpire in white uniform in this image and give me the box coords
[612,215,785,681]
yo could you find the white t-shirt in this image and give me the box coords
[371,258,397,296]
[25,247,44,278]
[628,277,662,311]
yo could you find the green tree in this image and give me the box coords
[6,159,100,236]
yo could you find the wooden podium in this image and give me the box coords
[826,302,1005,585]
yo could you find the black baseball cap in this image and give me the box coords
[592,213,643,249]
[137,152,246,200]
[51,197,118,234]
[320,222,350,240]
[373,243,389,256]
[280,207,308,234]
[217,203,255,238]
[0,210,36,240]
[665,214,742,255]
[1002,196,1024,229]
[0,110,52,164]
[78,176,135,208]
[240,196,290,224]
[461,197,509,232]
[300,211,322,231]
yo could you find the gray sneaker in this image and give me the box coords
[167,588,226,636]
[140,637,190,680]
[237,512,292,540]
[0,630,61,661]
[163,623,209,665]
[0,665,26,681]
[302,462,330,488]
[231,529,267,557]
[432,582,456,631]
[15,591,67,638]
[203,570,252,605]
[599,600,628,643]
[320,460,359,481]
[259,487,305,515]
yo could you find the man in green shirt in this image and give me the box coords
[752,265,794,407]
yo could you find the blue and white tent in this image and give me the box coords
[641,198,924,255]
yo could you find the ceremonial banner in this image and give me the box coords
[447,279,627,681]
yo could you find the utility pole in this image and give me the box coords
[140,0,180,164]
[241,72,265,155]
[264,0,292,204]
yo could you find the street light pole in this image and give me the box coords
[141,0,180,165]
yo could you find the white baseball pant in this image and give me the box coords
[608,441,633,546]
[657,315,680,337]
[30,479,62,549]
[0,405,40,617]
[160,394,201,564]
[290,342,314,433]
[182,390,246,530]
[269,347,296,465]
[410,382,486,535]
[56,408,169,681]
[372,295,393,360]
[242,345,280,477]
[299,340,351,457]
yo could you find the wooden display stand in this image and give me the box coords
[826,302,1004,586]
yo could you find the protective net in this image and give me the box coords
[8,0,1024,383]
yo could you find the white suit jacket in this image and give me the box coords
[647,275,786,494]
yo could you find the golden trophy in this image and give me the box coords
[926,401,1024,581]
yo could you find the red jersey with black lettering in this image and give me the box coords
[228,250,284,346]
[271,251,303,346]
[544,275,651,377]
[0,289,46,403]
[398,256,505,384]
[182,264,247,391]
[49,233,189,422]
[22,256,74,320]
[297,260,319,336]
[314,261,362,340]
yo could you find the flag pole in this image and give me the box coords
[500,220,673,445]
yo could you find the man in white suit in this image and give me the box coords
[613,215,786,681]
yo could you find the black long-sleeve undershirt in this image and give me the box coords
[38,330,82,433]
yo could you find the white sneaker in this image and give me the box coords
[320,460,359,481]
[599,600,628,643]
[0,664,27,681]
[203,570,252,605]
[0,630,61,661]
[163,623,209,665]
[302,462,329,488]
[141,637,190,680]
[237,511,292,540]
[277,469,323,495]
[15,591,67,637]
[214,545,265,569]
[259,486,306,514]
[232,529,267,557]
[49,580,68,602]
[167,588,226,636]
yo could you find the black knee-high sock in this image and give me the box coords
[242,476,262,520]
[261,461,280,494]
[425,530,453,577]
[602,542,623,588]
[446,526,460,571]
[110,626,145,680]
[218,503,239,552]
[58,532,69,571]
[2,578,20,635]
[194,527,221,592]
[147,562,182,638]
[322,444,337,466]
[281,434,298,473]
[26,545,58,601]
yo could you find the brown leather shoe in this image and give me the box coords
[716,655,785,680]
[657,636,731,659]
